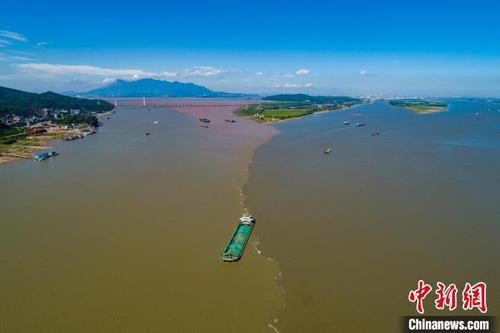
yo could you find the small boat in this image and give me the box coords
[370,132,380,136]
[145,132,151,136]
[344,121,350,125]
[34,151,58,162]
[356,122,366,127]
[153,121,159,124]
[221,215,256,262]
[82,129,96,136]
[324,148,333,154]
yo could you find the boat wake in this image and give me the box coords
[236,127,287,333]
[268,322,281,333]
[250,238,288,333]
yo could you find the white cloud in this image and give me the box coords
[0,30,27,42]
[274,82,315,89]
[158,66,239,80]
[159,71,178,78]
[9,55,33,61]
[283,83,301,88]
[255,71,264,76]
[0,39,12,47]
[295,68,310,75]
[101,78,117,85]
[359,69,379,77]
[14,62,241,84]
[36,41,52,47]
[0,74,13,80]
[182,66,222,78]
[16,63,152,77]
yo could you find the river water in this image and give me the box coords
[245,100,500,332]
[1,99,498,332]
[0,102,282,333]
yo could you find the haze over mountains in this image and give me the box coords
[76,78,252,98]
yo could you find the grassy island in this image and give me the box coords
[389,99,447,114]
[235,94,364,122]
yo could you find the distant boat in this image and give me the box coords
[145,132,151,136]
[324,148,333,154]
[82,129,96,136]
[34,151,58,162]
[475,112,480,116]
[153,121,159,124]
[356,122,366,127]
[370,132,380,136]
[344,121,350,125]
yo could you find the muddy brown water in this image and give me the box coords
[1,99,499,332]
[0,101,282,333]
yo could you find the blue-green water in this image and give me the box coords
[245,100,500,332]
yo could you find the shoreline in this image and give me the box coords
[388,100,448,115]
[405,106,447,114]
[0,111,114,165]
[235,103,364,124]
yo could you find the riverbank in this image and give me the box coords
[235,95,365,123]
[389,99,448,114]
[0,126,91,164]
[0,113,112,165]
[235,104,360,123]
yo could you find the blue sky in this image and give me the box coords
[1,0,500,96]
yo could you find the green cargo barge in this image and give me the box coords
[221,215,256,262]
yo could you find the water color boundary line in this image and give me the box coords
[239,127,289,333]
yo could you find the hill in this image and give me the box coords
[0,85,114,117]
[78,78,251,98]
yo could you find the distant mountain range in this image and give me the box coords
[0,85,113,117]
[76,78,253,98]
